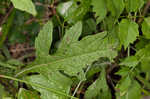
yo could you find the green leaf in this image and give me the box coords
[82,18,96,36]
[85,68,112,99]
[116,75,131,95]
[11,0,37,16]
[142,17,150,39]
[86,57,110,78]
[126,81,141,99]
[91,0,107,23]
[106,0,124,17]
[27,72,72,99]
[18,88,40,99]
[17,31,117,79]
[0,84,12,99]
[116,67,130,77]
[57,0,91,23]
[0,84,4,99]
[35,21,53,57]
[58,21,82,52]
[116,80,141,99]
[135,37,150,50]
[125,0,144,12]
[120,56,139,68]
[136,44,150,72]
[118,19,139,49]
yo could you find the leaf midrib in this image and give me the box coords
[16,48,114,77]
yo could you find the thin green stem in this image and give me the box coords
[62,21,65,36]
[128,45,130,57]
[146,72,149,81]
[71,65,91,98]
[0,75,78,99]
[134,12,137,21]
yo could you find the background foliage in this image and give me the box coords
[0,0,150,99]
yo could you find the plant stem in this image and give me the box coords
[71,65,91,98]
[128,45,130,57]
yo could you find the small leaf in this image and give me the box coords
[142,17,150,39]
[58,21,82,52]
[106,0,124,17]
[135,37,150,50]
[126,81,141,99]
[92,0,107,23]
[116,80,141,99]
[11,0,37,16]
[82,18,97,36]
[120,56,139,68]
[18,88,40,99]
[116,75,131,93]
[125,0,144,12]
[116,67,130,77]
[118,19,139,49]
[57,0,91,23]
[85,68,111,99]
[136,44,150,72]
[35,21,53,57]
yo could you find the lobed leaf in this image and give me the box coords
[118,19,139,49]
[35,21,53,57]
[91,0,107,23]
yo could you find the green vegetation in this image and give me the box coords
[0,0,150,99]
